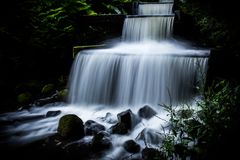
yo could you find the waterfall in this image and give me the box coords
[138,3,173,15]
[160,0,174,2]
[68,50,208,106]
[0,0,210,156]
[122,16,174,41]
[68,2,209,107]
[122,2,174,42]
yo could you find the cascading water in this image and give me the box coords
[0,1,210,159]
[68,43,209,107]
[138,3,174,15]
[68,1,209,107]
[65,2,209,158]
[123,2,174,41]
[121,15,174,41]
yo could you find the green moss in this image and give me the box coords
[57,89,68,101]
[17,92,32,104]
[41,84,55,95]
[57,114,84,139]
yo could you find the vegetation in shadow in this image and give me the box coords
[161,80,240,159]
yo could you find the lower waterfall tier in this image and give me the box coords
[68,42,209,107]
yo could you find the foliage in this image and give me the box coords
[0,0,137,52]
[89,0,133,14]
[161,80,240,159]
[2,0,139,52]
[17,92,32,105]
[57,88,68,101]
[27,0,93,49]
[177,0,230,47]
[41,84,55,95]
[0,0,136,110]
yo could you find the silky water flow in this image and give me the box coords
[0,1,209,159]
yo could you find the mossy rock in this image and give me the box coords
[41,84,55,95]
[57,114,84,140]
[17,92,32,104]
[57,89,68,101]
[138,105,157,119]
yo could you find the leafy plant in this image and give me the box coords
[161,80,240,159]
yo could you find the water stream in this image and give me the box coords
[0,1,209,159]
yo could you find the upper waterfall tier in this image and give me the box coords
[122,16,174,42]
[122,2,174,42]
[159,0,174,2]
[138,3,173,15]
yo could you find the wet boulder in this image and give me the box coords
[110,109,140,135]
[46,110,61,117]
[138,105,157,119]
[84,120,105,135]
[110,122,129,135]
[34,90,66,106]
[64,139,92,158]
[123,139,141,153]
[91,131,112,152]
[34,95,58,106]
[57,114,84,140]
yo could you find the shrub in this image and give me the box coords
[161,80,240,159]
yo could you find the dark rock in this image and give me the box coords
[34,91,62,106]
[138,105,157,119]
[57,114,84,140]
[84,120,105,135]
[118,109,133,129]
[110,122,129,135]
[91,131,112,152]
[123,139,141,153]
[42,133,64,149]
[46,110,61,117]
[34,96,58,106]
[64,139,92,158]
[110,109,140,135]
[142,147,165,160]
